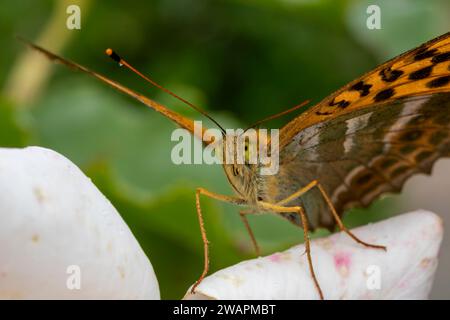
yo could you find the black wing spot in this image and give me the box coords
[407,114,426,126]
[374,88,395,102]
[339,100,350,108]
[431,52,450,64]
[315,110,333,116]
[415,150,433,163]
[408,65,433,80]
[426,75,450,88]
[350,81,372,97]
[399,144,416,155]
[414,48,438,61]
[379,67,404,82]
[379,158,397,169]
[328,97,350,109]
[356,173,373,186]
[391,165,409,178]
[401,130,423,142]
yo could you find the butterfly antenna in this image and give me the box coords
[105,48,226,135]
[243,100,310,132]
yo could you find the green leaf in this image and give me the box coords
[0,96,29,147]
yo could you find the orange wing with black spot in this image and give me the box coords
[274,32,450,230]
[281,32,450,147]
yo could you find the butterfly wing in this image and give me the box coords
[268,32,450,230]
[281,32,450,147]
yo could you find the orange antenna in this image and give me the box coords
[243,100,310,132]
[106,48,226,135]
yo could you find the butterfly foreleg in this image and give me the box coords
[191,187,245,293]
[239,209,261,256]
[258,201,324,300]
[278,180,386,251]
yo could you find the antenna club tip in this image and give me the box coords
[105,48,122,64]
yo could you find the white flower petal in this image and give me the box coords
[184,210,443,300]
[0,146,159,299]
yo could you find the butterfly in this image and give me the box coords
[21,31,450,299]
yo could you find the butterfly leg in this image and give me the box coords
[239,209,261,256]
[316,182,386,250]
[191,187,245,293]
[258,201,324,300]
[278,180,386,251]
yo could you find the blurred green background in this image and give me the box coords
[1,0,449,299]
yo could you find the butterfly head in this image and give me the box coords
[220,132,265,201]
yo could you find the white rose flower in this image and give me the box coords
[0,147,159,299]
